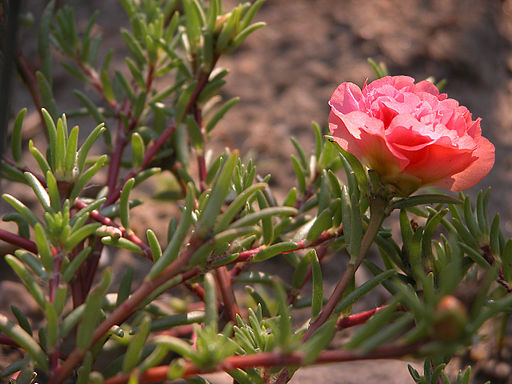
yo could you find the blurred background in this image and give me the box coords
[3,0,512,382]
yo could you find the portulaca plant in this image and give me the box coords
[0,1,509,384]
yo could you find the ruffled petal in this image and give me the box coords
[432,136,495,191]
[329,82,363,114]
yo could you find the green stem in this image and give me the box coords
[303,195,389,340]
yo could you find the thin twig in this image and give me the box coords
[15,52,45,133]
[231,227,342,278]
[337,305,388,329]
[74,199,152,260]
[103,342,421,384]
[49,235,204,384]
[0,228,37,253]
[216,266,241,322]
[103,121,176,206]
[304,196,389,341]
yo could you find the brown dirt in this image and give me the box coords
[2,0,512,383]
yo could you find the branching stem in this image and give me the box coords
[304,195,389,340]
[102,342,420,384]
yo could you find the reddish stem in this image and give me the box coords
[0,334,18,347]
[337,305,388,329]
[82,240,104,300]
[2,157,46,185]
[216,266,240,322]
[106,111,129,194]
[294,172,321,210]
[303,263,355,341]
[304,196,389,341]
[185,282,206,302]
[15,51,45,132]
[154,324,195,338]
[231,228,341,279]
[103,342,421,384]
[78,63,120,111]
[49,236,204,384]
[287,246,328,305]
[74,199,152,260]
[0,228,37,253]
[103,121,176,206]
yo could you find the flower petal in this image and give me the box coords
[432,136,495,191]
[329,82,363,114]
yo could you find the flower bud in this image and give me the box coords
[433,295,468,341]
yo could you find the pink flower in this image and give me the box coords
[328,76,495,195]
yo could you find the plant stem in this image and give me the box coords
[337,305,388,329]
[103,121,176,206]
[216,265,240,322]
[106,107,129,194]
[15,52,45,132]
[0,228,37,253]
[102,342,420,384]
[234,227,341,264]
[304,195,389,340]
[74,199,152,259]
[50,235,204,384]
[287,246,327,305]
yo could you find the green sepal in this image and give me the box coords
[215,6,239,52]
